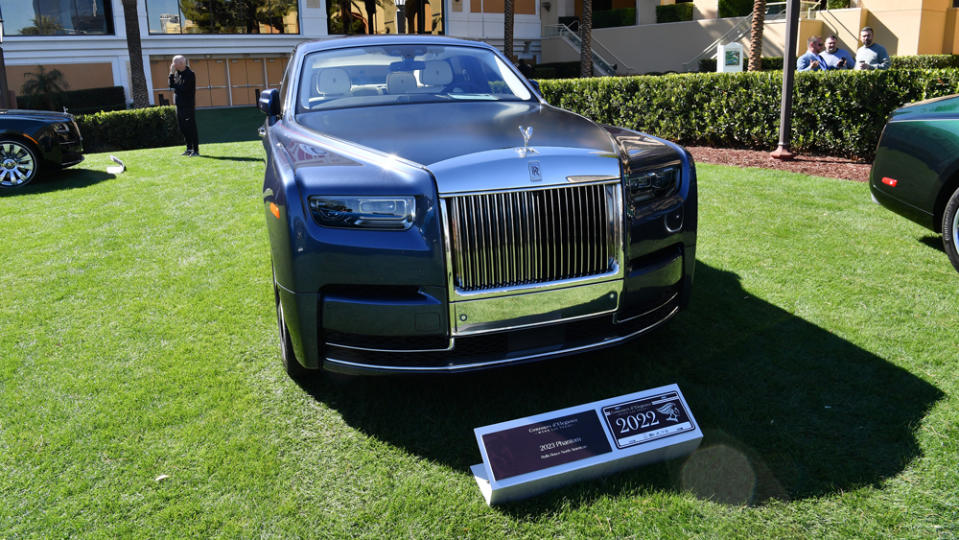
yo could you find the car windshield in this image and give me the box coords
[295,44,534,113]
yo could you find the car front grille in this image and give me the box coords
[444,183,620,292]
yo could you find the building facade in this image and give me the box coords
[4,0,959,108]
[0,0,543,107]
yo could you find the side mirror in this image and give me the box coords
[258,88,280,117]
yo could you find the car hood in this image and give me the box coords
[295,101,618,167]
[0,109,75,122]
[891,94,959,121]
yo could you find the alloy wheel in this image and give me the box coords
[0,141,38,187]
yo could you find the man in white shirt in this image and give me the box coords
[855,26,890,70]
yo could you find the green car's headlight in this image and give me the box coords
[626,165,680,205]
[309,196,416,230]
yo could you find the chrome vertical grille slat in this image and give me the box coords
[446,184,617,292]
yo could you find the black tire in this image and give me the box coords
[0,139,40,188]
[943,186,959,273]
[274,276,315,382]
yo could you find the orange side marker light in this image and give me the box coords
[270,202,281,219]
[882,177,898,187]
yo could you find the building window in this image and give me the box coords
[327,0,444,35]
[0,0,114,36]
[147,0,299,34]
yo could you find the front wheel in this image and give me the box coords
[942,186,959,273]
[0,140,40,188]
[274,276,315,383]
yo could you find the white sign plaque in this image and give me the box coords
[471,383,702,505]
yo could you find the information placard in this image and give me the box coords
[471,384,701,505]
[482,411,612,481]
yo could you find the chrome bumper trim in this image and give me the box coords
[325,339,455,353]
[451,279,621,336]
[323,305,679,374]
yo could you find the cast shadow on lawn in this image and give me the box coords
[919,234,946,254]
[195,155,264,163]
[0,167,114,197]
[297,262,943,509]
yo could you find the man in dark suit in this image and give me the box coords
[169,55,200,156]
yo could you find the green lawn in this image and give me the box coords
[1,144,957,538]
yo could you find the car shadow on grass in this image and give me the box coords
[195,155,264,163]
[0,167,114,197]
[920,234,945,253]
[296,262,943,509]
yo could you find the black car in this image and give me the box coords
[0,109,84,189]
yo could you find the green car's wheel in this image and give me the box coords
[0,139,40,188]
[942,186,959,273]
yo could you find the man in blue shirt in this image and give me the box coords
[821,35,855,70]
[855,26,891,70]
[797,35,826,71]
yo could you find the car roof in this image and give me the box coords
[294,35,498,55]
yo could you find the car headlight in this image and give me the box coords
[626,165,680,205]
[53,122,71,134]
[308,196,416,230]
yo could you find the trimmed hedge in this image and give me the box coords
[699,54,959,72]
[891,55,959,69]
[718,0,753,18]
[76,106,181,153]
[656,3,694,23]
[826,0,850,8]
[16,86,127,115]
[594,8,636,29]
[540,69,959,159]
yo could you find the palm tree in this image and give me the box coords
[748,0,766,71]
[19,15,64,36]
[121,0,150,108]
[580,0,593,77]
[21,67,68,110]
[504,0,514,61]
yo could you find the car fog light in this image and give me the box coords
[309,196,416,230]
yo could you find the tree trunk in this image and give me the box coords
[580,0,593,77]
[748,0,766,72]
[121,0,150,108]
[504,0,514,61]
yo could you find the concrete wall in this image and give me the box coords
[559,16,825,73]
[692,0,719,21]
[860,0,950,55]
[816,8,867,54]
[945,8,959,54]
[542,0,959,74]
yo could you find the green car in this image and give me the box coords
[870,94,959,272]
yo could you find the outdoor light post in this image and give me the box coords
[396,0,406,33]
[0,16,9,109]
[771,0,800,160]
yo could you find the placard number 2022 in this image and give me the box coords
[615,411,659,434]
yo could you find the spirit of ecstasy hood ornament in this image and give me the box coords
[517,126,537,158]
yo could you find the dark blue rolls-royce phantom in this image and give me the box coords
[259,36,697,378]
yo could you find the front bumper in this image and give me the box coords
[279,241,691,374]
[57,139,84,168]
